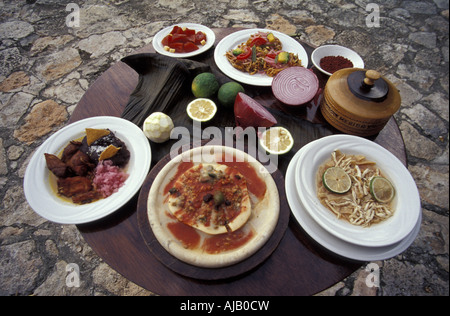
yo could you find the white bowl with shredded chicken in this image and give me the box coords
[286,146,422,261]
[294,135,421,248]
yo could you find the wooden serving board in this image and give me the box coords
[136,142,290,280]
[75,28,406,295]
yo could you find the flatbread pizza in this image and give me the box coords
[167,163,252,235]
[147,145,280,268]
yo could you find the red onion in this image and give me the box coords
[272,67,319,106]
[234,92,277,129]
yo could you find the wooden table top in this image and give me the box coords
[72,28,407,296]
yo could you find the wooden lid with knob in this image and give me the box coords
[347,69,390,102]
[364,70,381,86]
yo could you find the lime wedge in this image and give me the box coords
[322,167,352,194]
[370,176,395,203]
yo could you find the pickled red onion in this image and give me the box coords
[272,67,319,106]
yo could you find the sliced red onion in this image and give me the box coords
[272,67,319,106]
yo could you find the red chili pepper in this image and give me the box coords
[236,47,252,60]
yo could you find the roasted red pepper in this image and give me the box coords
[169,42,184,53]
[183,42,199,52]
[162,26,207,53]
[194,32,207,45]
[161,34,172,47]
[171,33,195,43]
[170,25,183,35]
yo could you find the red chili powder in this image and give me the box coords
[320,56,354,74]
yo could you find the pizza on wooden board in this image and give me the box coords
[147,145,280,268]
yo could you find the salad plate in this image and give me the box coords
[214,28,309,86]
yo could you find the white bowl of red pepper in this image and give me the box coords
[311,45,364,76]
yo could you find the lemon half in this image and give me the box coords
[186,98,217,122]
[260,126,294,155]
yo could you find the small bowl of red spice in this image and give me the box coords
[312,45,364,76]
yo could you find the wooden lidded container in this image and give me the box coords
[320,69,401,137]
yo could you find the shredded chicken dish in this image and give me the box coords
[316,150,395,227]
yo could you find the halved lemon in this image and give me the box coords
[322,167,352,194]
[186,98,217,122]
[370,176,395,203]
[260,126,294,155]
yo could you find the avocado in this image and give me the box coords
[232,48,243,56]
[267,33,276,43]
[276,52,290,64]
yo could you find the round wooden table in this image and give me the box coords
[73,28,407,296]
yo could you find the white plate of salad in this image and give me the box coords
[214,28,309,86]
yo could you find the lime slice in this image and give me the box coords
[370,176,395,203]
[260,126,294,155]
[186,98,217,122]
[322,167,352,194]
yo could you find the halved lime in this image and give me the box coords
[259,126,294,155]
[370,176,395,203]
[186,98,217,122]
[322,167,352,194]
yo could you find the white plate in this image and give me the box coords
[152,23,215,58]
[24,116,151,224]
[286,145,422,261]
[295,135,421,247]
[214,28,309,86]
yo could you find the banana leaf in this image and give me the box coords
[121,53,210,127]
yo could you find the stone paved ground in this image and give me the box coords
[0,0,448,296]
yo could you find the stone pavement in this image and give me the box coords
[0,0,448,296]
